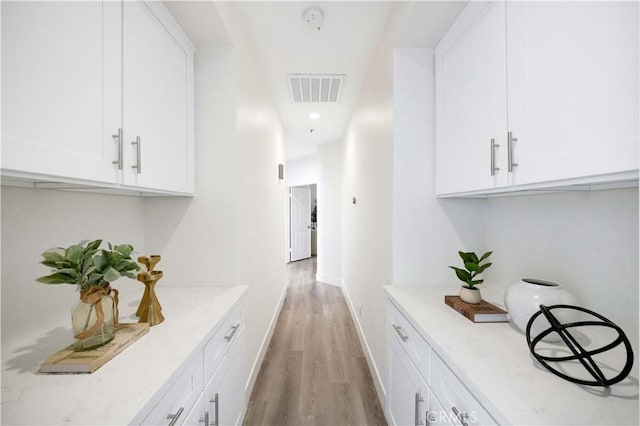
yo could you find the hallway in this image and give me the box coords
[244,258,386,425]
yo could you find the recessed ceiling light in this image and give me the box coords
[309,112,320,120]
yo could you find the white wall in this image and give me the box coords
[214,1,288,400]
[316,140,343,286]
[483,189,639,357]
[1,187,146,345]
[339,3,415,402]
[392,48,486,287]
[144,48,237,286]
[284,155,319,188]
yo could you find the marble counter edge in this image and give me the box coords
[1,285,248,426]
[383,285,639,426]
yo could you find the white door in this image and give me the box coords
[1,1,121,184]
[436,1,508,195]
[122,1,190,193]
[507,1,639,185]
[290,186,311,262]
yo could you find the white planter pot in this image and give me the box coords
[504,278,577,342]
[459,286,482,304]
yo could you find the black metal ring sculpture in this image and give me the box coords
[526,304,634,387]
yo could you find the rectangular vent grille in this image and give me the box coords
[288,74,345,103]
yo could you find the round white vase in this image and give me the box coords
[504,278,577,342]
[459,286,482,304]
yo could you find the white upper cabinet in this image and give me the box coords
[436,2,508,195]
[1,1,122,185]
[435,1,639,196]
[122,1,194,194]
[1,1,194,195]
[506,1,639,185]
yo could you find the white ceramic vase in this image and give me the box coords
[504,278,577,342]
[459,286,482,304]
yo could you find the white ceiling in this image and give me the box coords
[165,1,467,160]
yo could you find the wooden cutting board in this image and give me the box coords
[39,323,149,374]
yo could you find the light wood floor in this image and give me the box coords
[243,257,387,426]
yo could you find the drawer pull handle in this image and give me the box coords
[166,407,184,426]
[415,392,425,426]
[392,324,409,342]
[224,324,240,342]
[490,138,500,176]
[131,136,142,174]
[112,128,123,170]
[451,406,469,426]
[210,393,219,426]
[507,131,518,172]
[199,411,209,426]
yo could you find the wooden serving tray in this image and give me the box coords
[39,323,149,374]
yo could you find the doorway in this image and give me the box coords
[289,184,317,262]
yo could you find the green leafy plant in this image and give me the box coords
[37,239,143,292]
[449,251,493,289]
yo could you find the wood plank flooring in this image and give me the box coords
[243,257,387,426]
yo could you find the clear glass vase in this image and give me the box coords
[71,292,115,351]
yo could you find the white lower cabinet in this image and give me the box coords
[138,302,245,426]
[387,300,496,426]
[203,326,245,426]
[388,328,429,426]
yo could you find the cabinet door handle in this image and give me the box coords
[224,324,240,342]
[490,138,500,176]
[415,392,425,426]
[112,128,123,170]
[199,411,209,426]
[166,407,184,426]
[508,131,518,172]
[210,393,219,426]
[132,136,142,174]
[451,406,469,426]
[392,324,409,342]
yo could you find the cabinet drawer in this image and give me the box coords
[203,304,243,383]
[387,300,430,382]
[430,353,496,426]
[141,352,204,426]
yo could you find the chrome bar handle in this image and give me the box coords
[131,136,142,174]
[451,406,469,426]
[508,131,518,172]
[112,128,123,170]
[224,324,240,342]
[199,411,209,426]
[392,324,409,342]
[490,138,500,176]
[415,392,425,426]
[166,407,184,426]
[210,393,219,426]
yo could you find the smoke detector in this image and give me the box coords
[303,7,324,31]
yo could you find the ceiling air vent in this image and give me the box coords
[288,74,345,103]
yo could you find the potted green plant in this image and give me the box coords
[449,251,492,304]
[37,239,143,351]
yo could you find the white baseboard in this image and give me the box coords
[315,273,342,287]
[340,284,387,411]
[244,280,288,400]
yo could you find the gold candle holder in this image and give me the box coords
[136,255,165,326]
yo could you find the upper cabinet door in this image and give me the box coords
[436,2,508,195]
[2,1,122,184]
[122,1,194,194]
[507,1,639,185]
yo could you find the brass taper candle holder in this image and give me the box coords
[136,255,164,326]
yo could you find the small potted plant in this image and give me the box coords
[37,239,143,351]
[449,251,492,304]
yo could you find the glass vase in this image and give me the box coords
[71,292,115,351]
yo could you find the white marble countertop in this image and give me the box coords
[384,285,639,426]
[1,285,248,425]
